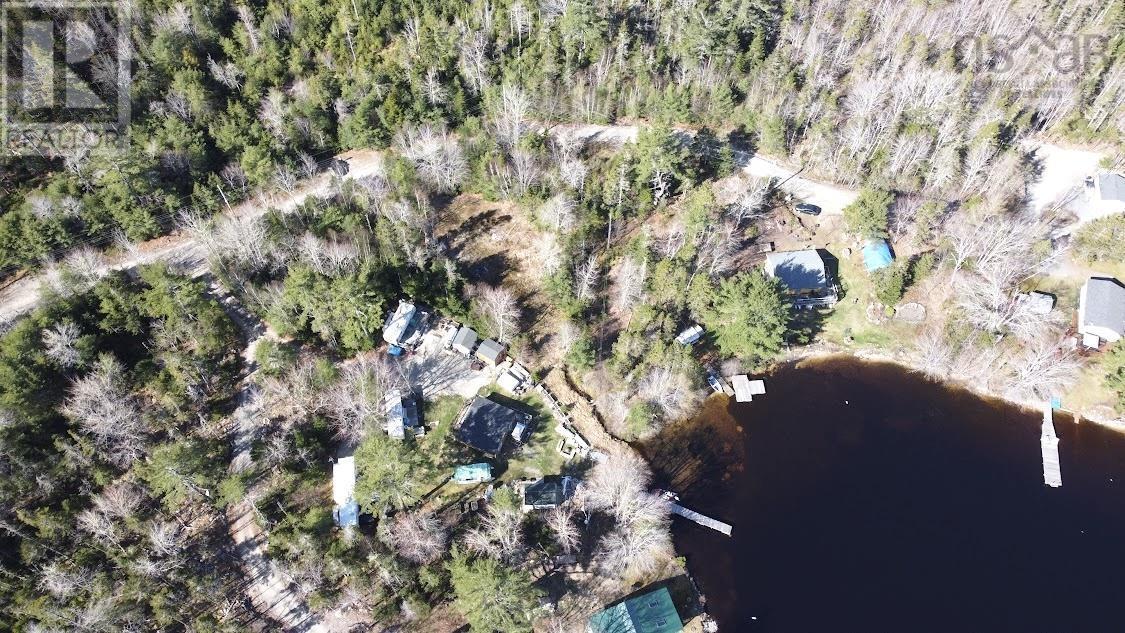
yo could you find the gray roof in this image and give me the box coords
[476,339,505,364]
[765,249,828,291]
[523,476,577,508]
[1097,173,1125,203]
[452,326,477,352]
[454,396,531,455]
[1083,277,1125,335]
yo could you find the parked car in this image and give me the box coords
[794,202,821,216]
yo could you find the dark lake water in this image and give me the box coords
[642,356,1125,633]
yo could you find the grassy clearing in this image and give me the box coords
[819,248,915,351]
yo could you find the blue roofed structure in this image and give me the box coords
[587,586,682,633]
[863,240,894,272]
[333,500,359,527]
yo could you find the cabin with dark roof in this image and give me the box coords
[764,249,838,307]
[453,396,533,456]
[1079,276,1125,347]
[521,475,578,511]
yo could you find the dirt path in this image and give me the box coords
[0,149,384,323]
[211,283,329,633]
[548,122,859,215]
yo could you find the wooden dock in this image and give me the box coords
[669,502,733,536]
[1041,405,1062,488]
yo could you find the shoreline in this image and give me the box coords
[777,345,1125,434]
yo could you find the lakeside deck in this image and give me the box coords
[1041,405,1062,488]
[669,501,733,536]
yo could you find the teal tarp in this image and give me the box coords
[452,463,492,484]
[588,586,682,633]
[863,240,894,272]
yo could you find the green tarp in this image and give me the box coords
[587,586,682,633]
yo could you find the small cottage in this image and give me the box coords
[522,475,578,511]
[1079,277,1125,347]
[764,249,838,306]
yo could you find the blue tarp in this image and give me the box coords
[334,500,359,527]
[387,344,404,357]
[863,240,894,272]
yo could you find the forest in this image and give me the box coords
[2,0,1125,630]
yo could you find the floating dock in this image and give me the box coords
[669,502,733,536]
[1041,405,1062,488]
[731,375,766,402]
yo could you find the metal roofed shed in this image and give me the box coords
[1078,277,1125,345]
[382,301,418,346]
[674,324,704,345]
[587,586,683,633]
[862,240,894,272]
[475,338,506,365]
[384,392,422,440]
[453,396,533,456]
[452,463,493,484]
[522,475,578,511]
[451,326,478,355]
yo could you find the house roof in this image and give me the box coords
[765,249,828,291]
[1082,277,1125,336]
[452,326,478,352]
[383,301,416,345]
[454,396,531,455]
[523,475,577,508]
[384,393,421,439]
[476,339,505,364]
[862,240,894,272]
[588,586,682,633]
[1097,173,1125,203]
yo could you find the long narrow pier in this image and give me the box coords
[1041,405,1062,488]
[669,502,733,536]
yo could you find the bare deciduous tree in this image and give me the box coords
[493,84,532,148]
[472,284,520,343]
[538,193,577,234]
[612,257,647,314]
[597,522,673,579]
[573,255,599,304]
[395,124,467,193]
[546,506,580,555]
[61,356,145,466]
[464,500,525,563]
[637,367,698,428]
[42,321,83,368]
[384,511,448,564]
[324,356,405,442]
